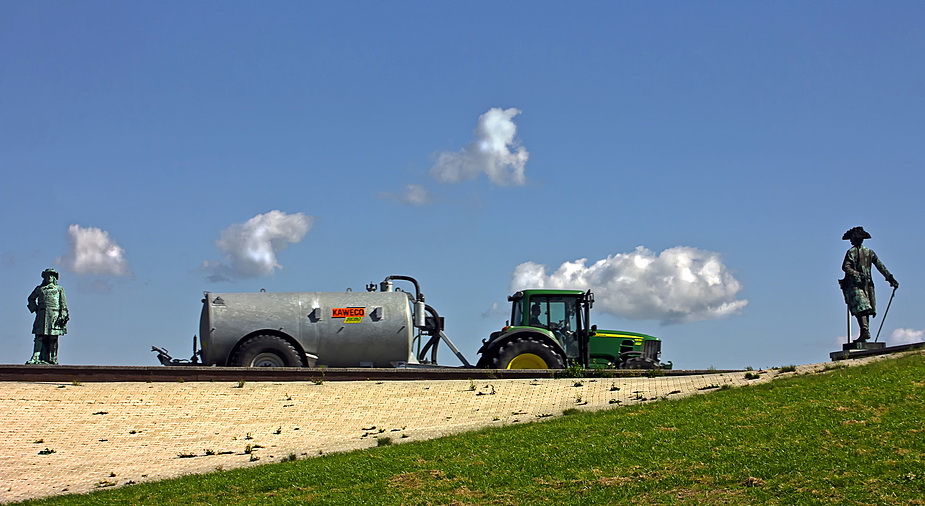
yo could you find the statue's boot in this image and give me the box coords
[47,337,59,365]
[855,315,871,343]
[26,336,45,365]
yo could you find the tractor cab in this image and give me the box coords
[476,288,671,370]
[475,289,592,369]
[510,289,592,365]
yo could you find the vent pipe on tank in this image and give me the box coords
[383,275,427,328]
[414,301,426,328]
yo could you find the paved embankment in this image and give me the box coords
[0,355,893,503]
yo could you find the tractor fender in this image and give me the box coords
[477,329,566,367]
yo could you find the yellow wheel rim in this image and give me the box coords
[507,353,548,369]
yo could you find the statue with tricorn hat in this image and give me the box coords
[839,227,898,343]
[26,268,69,365]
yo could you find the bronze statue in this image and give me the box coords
[26,268,69,365]
[839,227,898,342]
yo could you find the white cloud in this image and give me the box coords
[510,246,748,324]
[890,328,925,345]
[58,225,131,276]
[481,301,507,319]
[380,184,433,206]
[205,210,313,281]
[401,184,432,206]
[430,107,529,186]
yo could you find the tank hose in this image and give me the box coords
[417,304,442,363]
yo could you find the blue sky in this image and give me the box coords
[2,2,923,369]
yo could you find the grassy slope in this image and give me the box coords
[25,352,925,505]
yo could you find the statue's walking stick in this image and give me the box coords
[874,285,898,342]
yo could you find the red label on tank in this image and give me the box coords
[332,307,365,318]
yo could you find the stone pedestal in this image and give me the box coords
[831,341,887,361]
[841,341,886,352]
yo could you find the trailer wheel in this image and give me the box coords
[490,337,565,370]
[230,335,303,367]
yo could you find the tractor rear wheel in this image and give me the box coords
[229,335,303,367]
[490,337,566,369]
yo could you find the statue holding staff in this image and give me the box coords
[839,227,898,343]
[26,268,69,365]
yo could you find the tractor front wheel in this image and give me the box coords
[623,356,659,369]
[489,337,566,370]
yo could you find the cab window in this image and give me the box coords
[528,296,578,334]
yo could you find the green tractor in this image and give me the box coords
[476,289,671,370]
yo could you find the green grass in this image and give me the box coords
[23,353,925,505]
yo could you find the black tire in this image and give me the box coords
[489,336,566,370]
[623,356,659,369]
[229,335,303,367]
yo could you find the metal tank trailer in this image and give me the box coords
[153,275,470,368]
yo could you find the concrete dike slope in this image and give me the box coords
[0,354,898,503]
